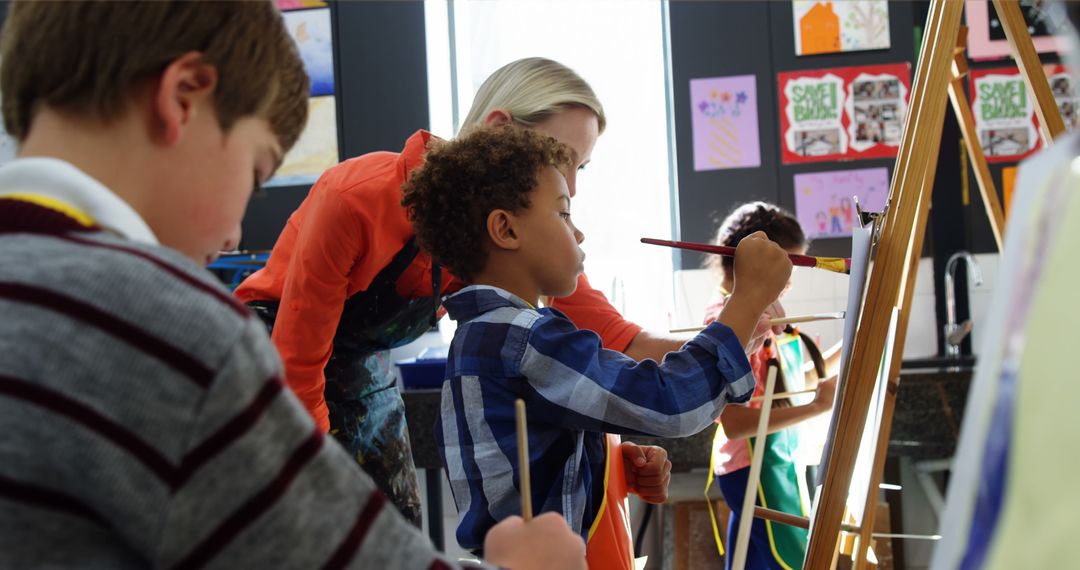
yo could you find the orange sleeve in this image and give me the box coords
[549,273,643,353]
[272,180,370,433]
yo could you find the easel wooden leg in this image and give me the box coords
[993,0,1066,142]
[805,0,964,566]
[947,40,1006,251]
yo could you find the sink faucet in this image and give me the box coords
[944,251,983,357]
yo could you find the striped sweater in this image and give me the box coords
[0,197,477,569]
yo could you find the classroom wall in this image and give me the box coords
[667,1,916,270]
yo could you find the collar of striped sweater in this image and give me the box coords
[0,157,157,244]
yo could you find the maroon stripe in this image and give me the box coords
[0,472,108,526]
[428,561,454,570]
[321,492,388,570]
[172,430,325,570]
[0,376,175,483]
[0,198,99,234]
[0,281,213,388]
[174,379,284,488]
[56,233,250,318]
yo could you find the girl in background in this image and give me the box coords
[703,202,839,569]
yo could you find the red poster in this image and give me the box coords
[778,63,911,164]
[969,64,1079,164]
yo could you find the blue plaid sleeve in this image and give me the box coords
[515,312,755,437]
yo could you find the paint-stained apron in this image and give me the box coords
[251,237,440,526]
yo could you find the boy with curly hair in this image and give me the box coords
[403,126,793,568]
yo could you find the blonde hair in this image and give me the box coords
[460,57,606,134]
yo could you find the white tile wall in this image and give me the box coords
[672,252,1001,361]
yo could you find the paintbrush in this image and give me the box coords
[641,237,851,274]
[669,311,845,334]
[515,399,532,521]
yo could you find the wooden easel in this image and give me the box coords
[797,1,1065,568]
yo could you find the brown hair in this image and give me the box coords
[706,202,807,277]
[402,126,573,282]
[0,0,309,151]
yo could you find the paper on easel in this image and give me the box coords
[846,307,898,524]
[816,223,874,484]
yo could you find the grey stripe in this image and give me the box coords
[520,344,753,438]
[460,375,518,521]
[439,382,473,530]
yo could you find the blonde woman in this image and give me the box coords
[236,58,701,539]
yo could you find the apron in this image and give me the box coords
[251,237,440,527]
[706,331,826,569]
[585,434,635,570]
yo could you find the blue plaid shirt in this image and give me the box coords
[436,285,755,549]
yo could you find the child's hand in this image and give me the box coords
[813,375,838,412]
[621,442,672,504]
[745,300,786,355]
[717,232,793,348]
[731,231,793,312]
[483,512,586,570]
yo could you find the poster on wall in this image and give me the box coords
[792,1,890,57]
[970,65,1078,164]
[965,0,1069,61]
[970,67,1038,162]
[778,63,910,164]
[689,75,761,171]
[793,167,890,239]
[1046,64,1080,131]
[266,6,340,188]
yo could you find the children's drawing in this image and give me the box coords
[793,1,890,56]
[266,96,339,188]
[284,8,335,97]
[690,75,761,171]
[793,167,890,239]
[266,7,339,188]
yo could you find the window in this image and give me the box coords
[425,0,677,330]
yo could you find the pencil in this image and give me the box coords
[515,398,532,521]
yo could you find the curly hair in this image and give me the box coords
[402,126,573,282]
[706,202,807,276]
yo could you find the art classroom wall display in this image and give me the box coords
[777,63,911,164]
[970,65,1080,163]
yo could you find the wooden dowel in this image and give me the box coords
[732,365,778,570]
[669,312,845,334]
[748,388,816,403]
[753,506,860,534]
[515,399,532,521]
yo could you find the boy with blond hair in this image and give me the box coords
[403,126,792,568]
[0,2,585,568]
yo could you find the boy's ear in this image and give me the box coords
[486,209,521,251]
[152,51,218,146]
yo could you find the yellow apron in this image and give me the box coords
[585,434,635,570]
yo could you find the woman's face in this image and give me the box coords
[530,107,599,198]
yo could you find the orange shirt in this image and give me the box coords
[237,130,642,431]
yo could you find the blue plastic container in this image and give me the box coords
[396,346,449,390]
